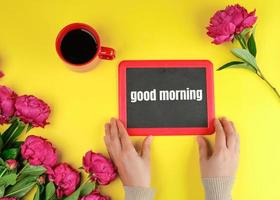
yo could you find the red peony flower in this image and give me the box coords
[80,190,110,200]
[207,4,257,44]
[48,163,81,199]
[15,95,51,127]
[0,198,17,200]
[83,151,117,185]
[21,135,57,172]
[0,85,17,124]
[5,159,18,170]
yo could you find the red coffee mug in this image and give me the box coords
[56,23,115,71]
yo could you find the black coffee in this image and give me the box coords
[60,29,98,64]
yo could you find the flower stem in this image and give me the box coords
[235,33,280,99]
[256,70,280,99]
[0,168,7,177]
[235,35,247,49]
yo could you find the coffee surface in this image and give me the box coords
[60,29,98,64]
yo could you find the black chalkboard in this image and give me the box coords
[127,68,207,127]
[119,60,215,136]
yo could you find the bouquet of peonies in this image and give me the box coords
[0,85,117,200]
[207,4,280,99]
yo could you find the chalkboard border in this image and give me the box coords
[119,60,215,136]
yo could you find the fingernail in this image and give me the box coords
[147,136,153,143]
[196,136,203,143]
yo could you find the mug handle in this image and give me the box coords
[99,46,116,60]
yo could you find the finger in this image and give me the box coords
[196,136,209,160]
[214,118,226,150]
[104,134,114,160]
[230,121,239,153]
[116,119,134,151]
[109,118,122,151]
[235,133,240,154]
[104,124,114,155]
[141,136,153,162]
[105,123,111,138]
[220,118,236,151]
[230,121,236,133]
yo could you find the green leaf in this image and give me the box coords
[5,176,37,198]
[26,124,33,133]
[0,186,4,198]
[33,186,40,200]
[4,122,26,148]
[64,188,81,200]
[2,120,19,143]
[1,148,19,160]
[0,135,3,152]
[217,61,244,71]
[231,48,258,70]
[20,164,46,177]
[10,141,23,148]
[46,182,56,200]
[0,173,17,187]
[217,61,257,72]
[0,158,5,166]
[50,195,58,200]
[80,182,95,196]
[247,33,257,57]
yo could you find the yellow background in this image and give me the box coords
[0,0,280,199]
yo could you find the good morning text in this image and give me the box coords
[130,88,203,103]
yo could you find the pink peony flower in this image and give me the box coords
[83,151,117,185]
[207,4,257,44]
[15,95,51,127]
[0,198,17,200]
[21,135,57,172]
[80,190,110,200]
[6,160,18,170]
[48,163,81,199]
[0,85,17,124]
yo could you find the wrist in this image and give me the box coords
[202,176,235,200]
[124,186,155,200]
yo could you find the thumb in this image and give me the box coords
[141,136,153,162]
[196,136,209,161]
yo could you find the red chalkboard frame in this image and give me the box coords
[118,60,215,136]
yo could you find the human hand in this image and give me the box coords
[104,118,153,187]
[197,117,240,178]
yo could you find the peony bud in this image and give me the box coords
[38,175,46,185]
[6,160,18,170]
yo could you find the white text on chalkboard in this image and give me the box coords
[130,88,203,103]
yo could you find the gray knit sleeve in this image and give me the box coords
[124,186,155,200]
[202,177,234,200]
